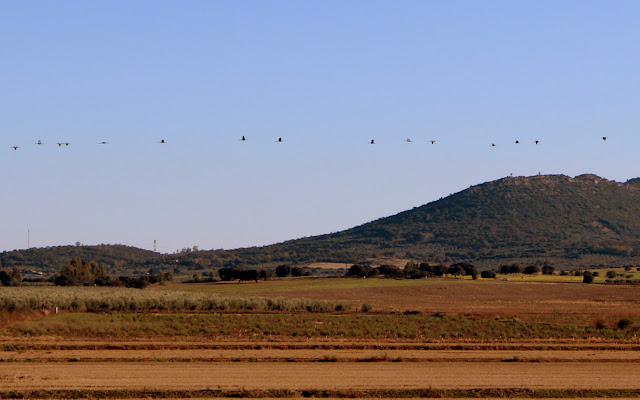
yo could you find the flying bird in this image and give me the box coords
[35,140,42,145]
[370,139,375,144]
[240,136,246,141]
[602,137,607,141]
[159,140,166,144]
[405,138,412,143]
[11,146,19,150]
[99,141,108,145]
[276,138,283,142]
[429,140,436,144]
[514,140,520,144]
[57,142,63,146]
[491,143,496,147]
[535,140,539,145]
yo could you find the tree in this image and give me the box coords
[54,257,109,286]
[508,264,523,274]
[275,265,292,277]
[257,269,272,281]
[606,270,617,279]
[346,264,371,278]
[0,266,21,286]
[448,264,464,277]
[218,268,264,283]
[583,272,594,283]
[377,265,404,278]
[541,265,554,275]
[481,270,496,279]
[403,262,422,279]
[523,265,540,275]
[432,264,448,277]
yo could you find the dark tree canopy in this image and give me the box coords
[54,257,110,286]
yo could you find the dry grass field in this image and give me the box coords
[1,278,640,399]
[166,278,640,317]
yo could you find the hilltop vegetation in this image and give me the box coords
[4,174,640,274]
[206,174,640,268]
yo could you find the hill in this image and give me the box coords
[0,245,165,275]
[5,174,640,273]
[198,173,640,268]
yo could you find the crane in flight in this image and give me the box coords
[36,140,42,145]
[276,138,283,142]
[535,140,539,145]
[429,140,436,144]
[99,141,108,145]
[370,139,375,144]
[405,138,412,143]
[159,140,166,144]
[11,146,19,150]
[602,137,607,141]
[240,136,246,141]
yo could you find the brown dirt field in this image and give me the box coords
[2,337,640,350]
[2,361,640,390]
[246,280,640,316]
[2,348,640,363]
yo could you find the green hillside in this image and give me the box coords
[0,245,164,275]
[5,174,640,273]
[203,174,640,268]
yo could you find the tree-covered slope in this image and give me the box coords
[205,174,640,267]
[5,174,640,272]
[0,245,163,274]
[337,174,640,261]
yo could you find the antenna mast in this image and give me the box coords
[154,240,157,252]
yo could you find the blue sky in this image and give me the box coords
[1,1,639,253]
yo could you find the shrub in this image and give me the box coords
[594,320,607,329]
[361,303,372,312]
[582,273,594,284]
[480,270,496,279]
[0,287,346,313]
[617,319,633,330]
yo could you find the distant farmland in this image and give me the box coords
[1,277,640,399]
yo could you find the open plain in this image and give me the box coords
[1,278,639,398]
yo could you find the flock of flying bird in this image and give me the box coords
[8,136,609,150]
